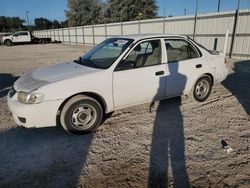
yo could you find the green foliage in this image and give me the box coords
[65,0,158,26]
[59,20,69,28]
[66,0,102,26]
[0,16,26,32]
[106,0,158,22]
[51,20,60,29]
[0,16,67,31]
[34,17,52,29]
[34,17,68,29]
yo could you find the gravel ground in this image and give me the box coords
[0,44,249,187]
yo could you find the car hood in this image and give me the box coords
[14,61,98,92]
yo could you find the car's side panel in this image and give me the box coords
[38,70,115,113]
[165,58,207,96]
[112,38,168,109]
[12,31,31,43]
[113,64,167,109]
[162,37,217,96]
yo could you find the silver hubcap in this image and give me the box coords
[71,104,97,130]
[195,80,209,99]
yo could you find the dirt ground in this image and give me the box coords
[0,44,249,188]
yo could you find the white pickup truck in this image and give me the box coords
[1,31,51,46]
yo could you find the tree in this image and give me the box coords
[0,16,25,32]
[66,0,102,26]
[105,0,158,23]
[34,17,52,29]
[59,20,69,28]
[51,20,60,29]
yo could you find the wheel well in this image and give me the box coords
[4,39,12,44]
[57,92,107,117]
[203,73,214,85]
[186,73,214,96]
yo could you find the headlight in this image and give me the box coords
[17,92,44,104]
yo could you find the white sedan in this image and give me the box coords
[7,34,228,134]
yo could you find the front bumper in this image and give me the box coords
[7,91,64,128]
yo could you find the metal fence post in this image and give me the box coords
[138,20,141,34]
[82,26,85,45]
[163,17,166,34]
[105,24,107,39]
[58,29,60,42]
[75,27,77,44]
[50,30,53,41]
[163,8,166,34]
[62,28,65,43]
[121,22,123,35]
[193,0,199,39]
[68,27,71,43]
[230,10,240,58]
[213,38,218,50]
[92,25,95,46]
[53,29,56,41]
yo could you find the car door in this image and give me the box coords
[113,39,167,109]
[12,32,21,42]
[12,32,30,43]
[164,38,204,96]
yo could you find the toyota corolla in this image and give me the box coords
[7,34,228,134]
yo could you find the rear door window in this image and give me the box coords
[165,39,199,63]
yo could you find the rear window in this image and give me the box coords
[188,37,219,55]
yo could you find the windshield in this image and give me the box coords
[77,38,134,69]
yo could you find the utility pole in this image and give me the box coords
[26,11,30,27]
[163,8,166,33]
[230,0,241,57]
[237,0,240,10]
[193,0,198,39]
[217,0,221,12]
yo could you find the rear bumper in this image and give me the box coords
[7,92,63,128]
[215,67,229,83]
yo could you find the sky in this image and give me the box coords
[1,0,250,24]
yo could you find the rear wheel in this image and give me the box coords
[60,95,103,134]
[192,76,212,102]
[4,40,13,46]
[39,39,46,44]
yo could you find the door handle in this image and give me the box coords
[155,71,164,76]
[196,64,202,68]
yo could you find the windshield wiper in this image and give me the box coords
[82,59,101,68]
[73,56,82,64]
[74,57,101,69]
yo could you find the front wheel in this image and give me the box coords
[192,76,212,102]
[60,95,103,134]
[4,40,13,46]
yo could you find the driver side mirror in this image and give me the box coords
[116,60,135,71]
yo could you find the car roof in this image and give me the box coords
[112,34,188,41]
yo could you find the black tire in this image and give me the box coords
[60,95,103,134]
[4,40,13,46]
[192,76,212,102]
[40,39,46,44]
